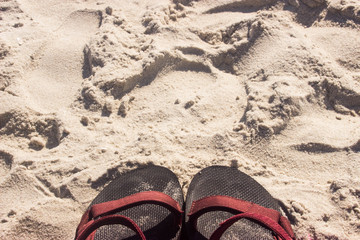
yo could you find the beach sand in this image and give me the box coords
[1,0,360,239]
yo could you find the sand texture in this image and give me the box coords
[1,0,360,239]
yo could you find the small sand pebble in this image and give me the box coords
[354,207,360,214]
[113,19,123,26]
[288,0,300,8]
[292,202,305,215]
[145,150,151,156]
[80,116,89,126]
[105,7,113,15]
[13,23,23,28]
[184,100,194,109]
[7,210,16,217]
[338,189,347,200]
[322,214,330,222]
[233,123,245,132]
[29,137,45,150]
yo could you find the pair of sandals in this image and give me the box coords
[75,165,295,240]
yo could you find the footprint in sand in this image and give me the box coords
[24,10,101,113]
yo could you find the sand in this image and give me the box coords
[0,0,360,239]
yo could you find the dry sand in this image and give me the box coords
[1,0,360,239]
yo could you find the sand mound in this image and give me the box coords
[0,109,68,149]
[1,0,360,239]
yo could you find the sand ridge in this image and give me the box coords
[1,0,360,239]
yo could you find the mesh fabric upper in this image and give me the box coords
[185,166,280,240]
[88,165,184,240]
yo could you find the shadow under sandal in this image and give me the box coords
[185,166,295,240]
[75,165,184,240]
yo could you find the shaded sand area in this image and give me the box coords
[1,0,360,239]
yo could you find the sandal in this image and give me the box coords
[75,165,184,240]
[185,166,295,240]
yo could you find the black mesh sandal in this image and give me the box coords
[185,166,295,240]
[75,165,184,240]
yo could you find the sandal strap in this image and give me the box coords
[209,212,294,240]
[76,214,146,240]
[90,191,183,223]
[188,195,295,239]
[76,191,183,239]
